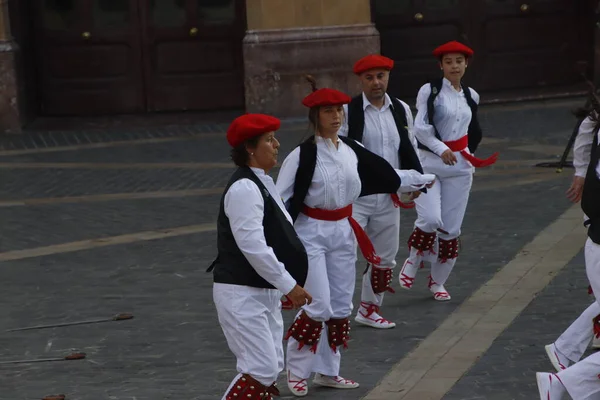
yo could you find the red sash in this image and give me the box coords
[302,204,381,265]
[444,135,498,167]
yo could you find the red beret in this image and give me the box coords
[353,54,394,75]
[432,41,474,58]
[226,113,281,148]
[302,88,352,108]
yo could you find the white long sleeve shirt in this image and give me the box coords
[574,116,600,178]
[276,136,433,211]
[339,93,419,168]
[414,78,480,156]
[224,167,297,295]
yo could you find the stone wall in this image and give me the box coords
[243,0,379,117]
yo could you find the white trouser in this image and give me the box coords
[556,239,600,363]
[353,193,400,307]
[555,301,600,363]
[214,283,284,399]
[287,215,357,379]
[557,239,600,400]
[412,172,473,285]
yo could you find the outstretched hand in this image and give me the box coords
[398,170,436,193]
[566,176,585,203]
[408,191,422,200]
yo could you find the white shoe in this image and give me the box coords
[313,373,359,389]
[399,258,419,289]
[535,372,566,400]
[429,281,451,301]
[355,302,396,329]
[287,370,308,397]
[545,344,570,372]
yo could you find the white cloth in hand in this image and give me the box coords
[396,170,436,193]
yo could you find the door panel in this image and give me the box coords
[33,0,246,116]
[35,0,145,115]
[473,0,587,91]
[142,0,245,112]
[372,0,470,98]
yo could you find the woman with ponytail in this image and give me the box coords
[275,77,435,396]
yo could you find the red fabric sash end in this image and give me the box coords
[348,217,381,265]
[460,150,499,168]
[303,205,381,265]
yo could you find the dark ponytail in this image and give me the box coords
[305,74,318,92]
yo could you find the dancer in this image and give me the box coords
[340,54,424,329]
[536,99,600,400]
[399,41,498,301]
[276,78,435,396]
[209,114,312,400]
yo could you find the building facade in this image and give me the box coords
[0,0,597,133]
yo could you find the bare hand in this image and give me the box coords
[566,176,585,203]
[286,285,313,309]
[408,191,422,201]
[441,150,458,166]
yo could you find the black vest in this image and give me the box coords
[347,95,424,174]
[287,136,402,221]
[418,78,483,154]
[209,167,309,288]
[582,128,600,244]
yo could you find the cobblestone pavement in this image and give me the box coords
[0,97,589,399]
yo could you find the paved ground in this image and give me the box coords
[0,97,591,399]
[443,249,592,400]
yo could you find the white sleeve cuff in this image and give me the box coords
[432,142,451,156]
[275,274,297,295]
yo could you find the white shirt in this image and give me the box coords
[339,93,419,168]
[574,116,600,178]
[414,78,480,157]
[224,167,297,295]
[277,136,362,210]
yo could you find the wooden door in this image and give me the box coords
[372,0,472,99]
[141,0,245,112]
[472,0,593,92]
[34,0,145,115]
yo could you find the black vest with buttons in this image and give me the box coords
[209,166,309,288]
